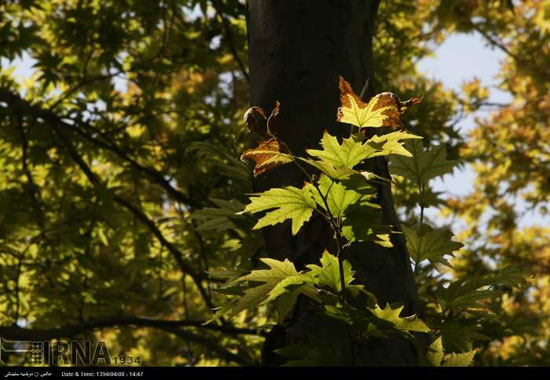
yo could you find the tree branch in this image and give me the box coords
[15,114,47,233]
[0,88,197,207]
[7,102,214,310]
[212,0,249,82]
[113,196,214,310]
[0,317,261,366]
[161,327,254,365]
[464,19,550,80]
[0,316,264,341]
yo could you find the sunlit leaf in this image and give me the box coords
[426,337,444,366]
[306,250,362,294]
[307,132,377,168]
[211,258,320,322]
[442,351,476,367]
[306,131,421,171]
[242,184,317,235]
[369,303,430,335]
[311,174,377,218]
[240,138,292,176]
[366,131,423,157]
[337,76,421,128]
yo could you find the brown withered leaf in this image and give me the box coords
[244,106,269,140]
[337,76,421,129]
[267,100,281,138]
[399,96,423,112]
[241,138,292,176]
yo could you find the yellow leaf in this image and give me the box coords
[337,76,421,128]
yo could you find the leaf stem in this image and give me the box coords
[418,182,425,226]
[308,175,346,295]
[289,152,314,183]
[284,139,348,334]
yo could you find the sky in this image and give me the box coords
[418,33,508,102]
[417,32,509,198]
[418,33,548,228]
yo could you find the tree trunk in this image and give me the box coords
[246,0,420,366]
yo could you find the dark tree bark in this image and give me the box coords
[246,0,420,366]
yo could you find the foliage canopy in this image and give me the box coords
[0,0,549,367]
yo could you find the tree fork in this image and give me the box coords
[246,0,420,365]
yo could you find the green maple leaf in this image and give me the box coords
[206,267,248,281]
[211,282,275,321]
[366,131,423,157]
[306,131,421,172]
[269,281,321,323]
[402,224,463,265]
[223,232,264,262]
[434,280,503,311]
[311,174,378,218]
[272,291,301,324]
[426,336,476,367]
[442,351,476,367]
[243,184,316,235]
[435,266,530,312]
[306,250,362,294]
[211,258,319,323]
[227,257,300,286]
[389,139,458,185]
[306,132,378,169]
[298,157,357,180]
[369,303,430,335]
[488,265,532,288]
[439,319,488,353]
[191,198,245,232]
[426,337,445,366]
[262,274,315,304]
[341,204,392,247]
